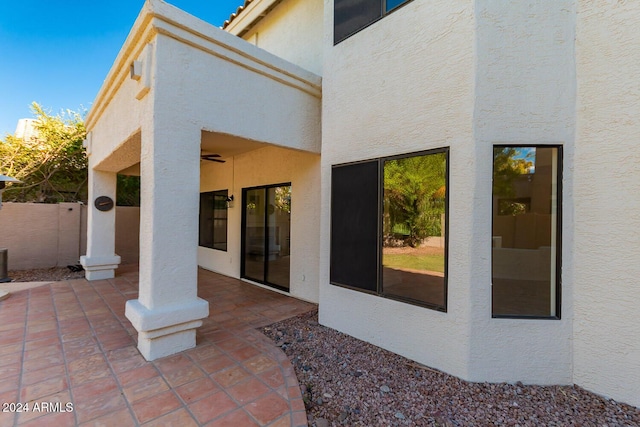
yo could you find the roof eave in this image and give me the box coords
[223,0,283,37]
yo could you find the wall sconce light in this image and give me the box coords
[226,195,234,208]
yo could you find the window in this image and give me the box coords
[330,149,449,311]
[492,146,562,318]
[199,190,228,251]
[334,0,412,44]
[330,161,379,292]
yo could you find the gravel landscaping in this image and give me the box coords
[263,310,640,427]
[8,266,85,282]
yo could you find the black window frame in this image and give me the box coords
[199,189,229,252]
[491,145,563,320]
[330,147,449,312]
[334,0,414,45]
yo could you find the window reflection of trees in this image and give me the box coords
[382,151,447,309]
[383,153,446,249]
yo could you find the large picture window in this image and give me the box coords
[199,190,228,251]
[382,151,448,309]
[330,149,448,311]
[492,146,562,318]
[334,0,412,44]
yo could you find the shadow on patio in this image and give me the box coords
[0,264,315,426]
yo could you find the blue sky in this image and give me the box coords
[0,0,243,137]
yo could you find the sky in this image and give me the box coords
[0,0,243,137]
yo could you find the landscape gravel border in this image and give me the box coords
[263,310,640,427]
[8,266,85,283]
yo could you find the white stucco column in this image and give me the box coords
[125,124,208,361]
[81,169,121,280]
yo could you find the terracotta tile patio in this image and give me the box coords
[0,265,315,426]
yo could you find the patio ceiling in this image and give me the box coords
[200,131,268,161]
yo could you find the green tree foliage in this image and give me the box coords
[383,153,447,247]
[492,147,533,198]
[116,175,141,207]
[1,103,141,206]
[1,103,87,203]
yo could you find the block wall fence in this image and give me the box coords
[0,202,139,270]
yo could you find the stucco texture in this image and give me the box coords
[242,0,324,75]
[573,0,640,408]
[320,0,475,380]
[468,0,576,385]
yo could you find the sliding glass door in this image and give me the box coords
[242,184,291,291]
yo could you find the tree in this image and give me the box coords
[116,175,141,206]
[0,103,87,203]
[383,152,447,247]
[492,147,533,198]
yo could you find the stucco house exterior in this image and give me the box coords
[81,0,640,408]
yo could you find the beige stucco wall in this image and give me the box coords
[199,146,321,303]
[241,0,324,75]
[0,203,84,270]
[573,1,640,408]
[320,0,476,380]
[151,31,320,154]
[320,0,579,387]
[319,0,637,407]
[115,206,141,265]
[0,203,139,270]
[468,0,575,385]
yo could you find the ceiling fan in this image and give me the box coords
[200,153,226,163]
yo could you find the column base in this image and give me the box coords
[80,255,121,280]
[137,321,201,360]
[125,297,209,361]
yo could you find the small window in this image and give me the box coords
[492,146,562,318]
[199,190,228,251]
[334,0,412,44]
[330,148,449,311]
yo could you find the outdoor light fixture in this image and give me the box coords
[226,194,234,208]
[0,174,21,210]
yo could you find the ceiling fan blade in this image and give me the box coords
[201,153,225,163]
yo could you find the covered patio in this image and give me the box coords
[80,0,321,361]
[0,266,314,426]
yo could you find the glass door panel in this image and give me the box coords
[242,184,291,291]
[266,186,291,290]
[243,188,265,283]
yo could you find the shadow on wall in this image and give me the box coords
[0,202,140,270]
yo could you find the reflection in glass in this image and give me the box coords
[242,185,291,291]
[199,190,228,251]
[382,151,447,308]
[244,189,266,282]
[199,192,215,248]
[492,146,560,317]
[386,0,409,11]
[266,186,291,290]
[212,191,228,251]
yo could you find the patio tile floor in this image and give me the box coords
[0,265,315,427]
